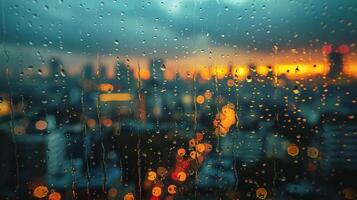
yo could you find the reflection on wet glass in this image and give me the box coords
[1,0,357,199]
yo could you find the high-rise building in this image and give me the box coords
[328,51,343,79]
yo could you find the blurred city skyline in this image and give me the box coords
[1,0,357,68]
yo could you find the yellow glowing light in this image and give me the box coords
[292,86,300,94]
[232,66,249,81]
[181,94,192,105]
[256,65,269,76]
[214,104,236,136]
[198,67,211,80]
[211,65,229,80]
[344,62,357,78]
[99,93,133,102]
[274,63,326,79]
[147,171,157,181]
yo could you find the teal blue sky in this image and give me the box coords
[0,0,356,58]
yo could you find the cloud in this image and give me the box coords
[0,0,356,59]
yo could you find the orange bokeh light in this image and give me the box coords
[274,63,327,79]
[35,120,48,131]
[101,118,113,127]
[232,65,249,81]
[344,62,357,78]
[179,67,196,80]
[256,65,269,76]
[87,118,96,128]
[0,100,11,116]
[211,65,229,80]
[48,191,61,200]
[198,67,211,80]
[134,68,150,80]
[196,95,205,104]
[99,93,133,102]
[287,144,299,157]
[164,67,176,81]
[98,83,114,92]
[33,185,49,198]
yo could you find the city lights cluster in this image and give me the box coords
[122,132,213,200]
[32,185,61,200]
[213,103,237,136]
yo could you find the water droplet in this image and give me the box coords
[160,64,166,71]
[60,68,66,77]
[246,75,252,82]
[293,86,300,94]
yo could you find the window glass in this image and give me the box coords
[1,0,357,199]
